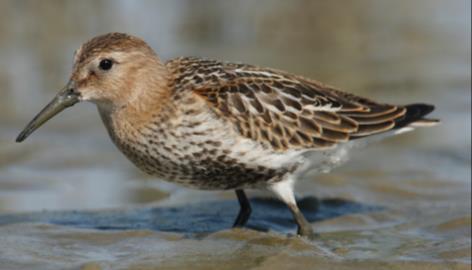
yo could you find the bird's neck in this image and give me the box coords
[98,62,175,141]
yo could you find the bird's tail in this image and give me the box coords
[394,103,439,129]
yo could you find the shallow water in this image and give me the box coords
[0,1,470,269]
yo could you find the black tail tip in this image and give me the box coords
[405,103,435,116]
[396,103,437,128]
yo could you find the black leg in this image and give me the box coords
[286,202,315,237]
[232,189,252,227]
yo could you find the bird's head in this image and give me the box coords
[16,32,166,142]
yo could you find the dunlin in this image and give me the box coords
[16,33,438,237]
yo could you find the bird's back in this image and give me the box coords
[166,57,438,149]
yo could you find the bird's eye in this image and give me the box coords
[99,59,113,71]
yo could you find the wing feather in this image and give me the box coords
[166,57,435,151]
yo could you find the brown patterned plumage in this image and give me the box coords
[16,33,439,237]
[167,57,436,151]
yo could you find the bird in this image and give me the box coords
[16,32,438,237]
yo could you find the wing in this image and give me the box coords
[167,57,431,151]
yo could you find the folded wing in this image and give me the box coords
[168,57,437,151]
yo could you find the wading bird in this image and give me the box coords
[16,33,438,237]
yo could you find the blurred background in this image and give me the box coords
[0,0,470,267]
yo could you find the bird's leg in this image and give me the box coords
[268,177,315,238]
[232,189,252,227]
[286,201,314,237]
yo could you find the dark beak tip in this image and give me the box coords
[15,132,26,143]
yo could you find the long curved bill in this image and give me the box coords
[16,83,80,142]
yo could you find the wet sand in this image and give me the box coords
[0,0,470,269]
[0,195,469,270]
[0,154,469,270]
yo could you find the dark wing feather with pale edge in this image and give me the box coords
[167,57,437,151]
